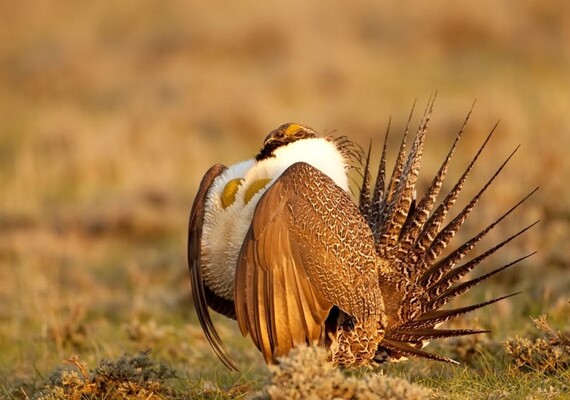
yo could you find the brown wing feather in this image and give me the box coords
[188,163,238,371]
[235,162,383,363]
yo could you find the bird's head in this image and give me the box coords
[255,123,318,161]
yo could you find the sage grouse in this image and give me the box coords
[187,101,536,370]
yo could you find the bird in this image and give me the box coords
[187,99,537,371]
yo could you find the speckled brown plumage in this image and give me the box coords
[234,162,386,366]
[188,113,537,369]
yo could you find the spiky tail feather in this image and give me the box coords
[360,99,537,363]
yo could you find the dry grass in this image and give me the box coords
[0,0,569,399]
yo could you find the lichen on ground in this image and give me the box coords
[37,351,176,400]
[258,344,432,400]
[505,315,570,373]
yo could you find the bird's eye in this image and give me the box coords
[221,178,244,209]
[244,179,271,204]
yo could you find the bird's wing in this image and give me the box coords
[188,163,238,371]
[234,162,383,363]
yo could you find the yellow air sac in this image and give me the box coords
[245,179,271,205]
[221,178,244,209]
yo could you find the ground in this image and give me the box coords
[0,1,568,399]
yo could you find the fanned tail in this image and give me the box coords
[408,121,498,266]
[376,97,434,255]
[360,96,436,255]
[398,103,474,247]
[359,101,536,364]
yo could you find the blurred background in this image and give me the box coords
[0,0,568,386]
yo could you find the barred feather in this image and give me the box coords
[416,146,521,274]
[369,120,390,236]
[377,98,433,254]
[410,122,498,261]
[398,103,473,246]
[386,328,489,342]
[419,188,538,289]
[359,141,373,219]
[426,252,536,313]
[400,293,520,330]
[380,338,459,364]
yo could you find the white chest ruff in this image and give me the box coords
[200,138,350,301]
